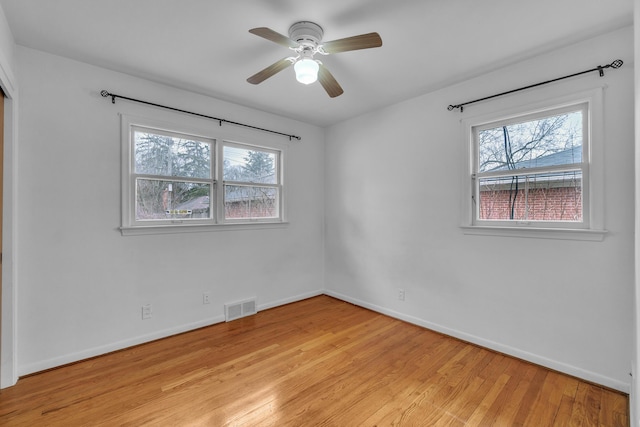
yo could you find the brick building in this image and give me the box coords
[478,146,582,221]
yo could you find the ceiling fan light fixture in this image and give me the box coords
[294,58,319,85]
[247,22,381,97]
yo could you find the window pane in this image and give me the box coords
[223,146,277,184]
[224,185,278,219]
[478,110,582,173]
[136,179,211,220]
[134,131,211,179]
[478,171,582,221]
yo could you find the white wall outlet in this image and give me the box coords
[203,292,211,304]
[398,289,405,301]
[142,303,152,320]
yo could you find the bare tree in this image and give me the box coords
[478,113,581,172]
[134,132,211,219]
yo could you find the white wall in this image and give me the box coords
[15,46,325,375]
[325,26,634,392]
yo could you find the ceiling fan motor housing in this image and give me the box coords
[289,21,324,47]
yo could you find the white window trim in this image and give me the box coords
[128,125,216,228]
[460,87,607,241]
[120,114,289,236]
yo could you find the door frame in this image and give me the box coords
[0,55,18,388]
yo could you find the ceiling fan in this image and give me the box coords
[247,21,382,98]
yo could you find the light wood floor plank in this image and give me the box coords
[0,295,629,426]
[489,361,540,425]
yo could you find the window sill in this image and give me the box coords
[460,225,607,241]
[120,221,289,236]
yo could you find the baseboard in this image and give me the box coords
[18,314,227,377]
[258,289,325,312]
[18,289,325,378]
[325,290,630,394]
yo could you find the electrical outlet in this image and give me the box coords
[142,303,152,320]
[203,292,211,304]
[398,289,405,301]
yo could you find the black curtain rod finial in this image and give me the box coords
[609,59,624,69]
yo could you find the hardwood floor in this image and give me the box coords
[0,295,629,426]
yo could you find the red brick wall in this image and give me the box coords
[479,187,582,221]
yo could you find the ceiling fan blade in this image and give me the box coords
[318,65,344,98]
[321,32,382,54]
[247,58,293,84]
[249,27,299,49]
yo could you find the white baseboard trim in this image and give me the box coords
[324,290,630,394]
[258,289,324,312]
[17,289,325,378]
[18,315,226,377]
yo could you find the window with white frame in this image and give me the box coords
[121,116,285,233]
[132,126,215,224]
[223,143,281,221]
[462,89,605,239]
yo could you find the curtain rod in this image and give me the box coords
[447,59,623,113]
[100,90,302,141]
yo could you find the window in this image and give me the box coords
[121,116,286,234]
[223,143,280,221]
[461,89,606,240]
[474,104,586,226]
[133,126,214,224]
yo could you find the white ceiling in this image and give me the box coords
[0,0,633,127]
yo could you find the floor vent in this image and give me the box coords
[225,298,258,322]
